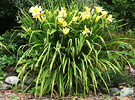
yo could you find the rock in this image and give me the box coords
[0,81,9,89]
[24,76,33,85]
[120,88,134,96]
[44,98,50,100]
[5,76,20,85]
[17,84,27,90]
[109,87,120,96]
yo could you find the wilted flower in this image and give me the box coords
[94,6,103,13]
[54,8,59,14]
[29,5,42,16]
[63,27,70,35]
[82,25,90,35]
[130,67,135,73]
[33,14,40,20]
[106,14,113,22]
[40,11,45,16]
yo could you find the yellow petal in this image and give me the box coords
[58,18,64,24]
[94,6,103,13]
[63,27,70,35]
[106,14,113,22]
[62,21,67,27]
[96,16,102,22]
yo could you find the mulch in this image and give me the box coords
[0,90,34,100]
[0,89,135,100]
[1,65,135,100]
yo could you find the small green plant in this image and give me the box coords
[9,95,18,100]
[117,96,123,100]
[0,68,6,83]
[100,94,110,99]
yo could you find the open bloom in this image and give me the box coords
[80,11,90,20]
[62,21,67,27]
[101,11,108,16]
[84,7,90,14]
[29,5,42,16]
[94,6,103,13]
[58,7,67,18]
[106,14,113,22]
[82,25,90,35]
[130,68,135,73]
[63,27,70,35]
[58,18,64,24]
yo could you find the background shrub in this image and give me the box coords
[97,0,135,30]
[0,0,18,34]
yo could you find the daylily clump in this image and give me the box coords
[18,3,132,98]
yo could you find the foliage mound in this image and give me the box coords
[15,0,134,97]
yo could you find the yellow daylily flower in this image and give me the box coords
[61,7,66,11]
[58,7,67,18]
[80,11,90,20]
[106,14,113,22]
[82,25,90,35]
[62,21,67,27]
[94,6,103,13]
[95,15,102,22]
[84,7,90,13]
[101,11,108,16]
[63,27,70,35]
[29,5,42,16]
[58,18,64,24]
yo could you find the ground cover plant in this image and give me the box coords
[14,0,135,98]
